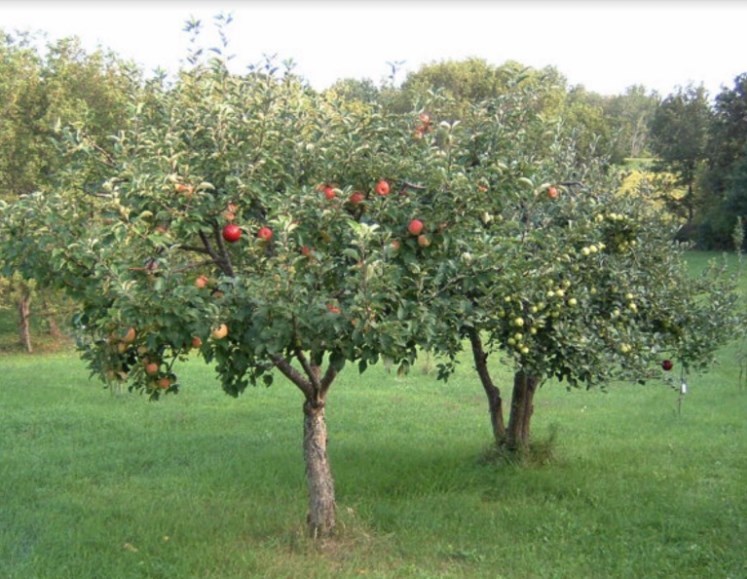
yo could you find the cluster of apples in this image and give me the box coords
[319,179,391,205]
[219,200,272,245]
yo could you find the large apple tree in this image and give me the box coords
[0,54,457,537]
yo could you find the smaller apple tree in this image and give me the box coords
[399,87,744,453]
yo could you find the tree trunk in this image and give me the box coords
[18,293,33,353]
[686,181,694,223]
[467,328,506,445]
[506,369,540,452]
[47,316,62,339]
[42,296,62,339]
[303,399,336,538]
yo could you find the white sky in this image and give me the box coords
[2,1,746,98]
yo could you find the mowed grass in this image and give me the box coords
[1,251,746,578]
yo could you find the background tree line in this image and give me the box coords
[1,30,746,351]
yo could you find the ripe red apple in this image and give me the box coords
[349,191,365,205]
[419,113,430,125]
[323,185,336,200]
[257,226,273,242]
[662,359,673,371]
[222,224,241,243]
[144,362,159,376]
[175,183,193,195]
[191,336,203,349]
[375,180,390,196]
[327,304,341,315]
[300,245,312,257]
[195,275,209,289]
[547,186,559,200]
[417,234,431,248]
[408,219,424,236]
[157,377,171,389]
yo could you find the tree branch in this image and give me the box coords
[178,245,212,255]
[198,229,234,277]
[319,364,337,398]
[271,354,314,399]
[295,347,321,390]
[211,221,235,277]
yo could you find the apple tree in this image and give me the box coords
[0,53,459,537]
[399,88,744,453]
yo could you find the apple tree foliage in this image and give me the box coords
[0,54,460,537]
[1,49,744,535]
[397,86,744,452]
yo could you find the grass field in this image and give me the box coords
[1,252,746,578]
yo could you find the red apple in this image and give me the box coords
[327,304,341,315]
[349,191,365,205]
[375,180,390,196]
[323,185,336,200]
[222,224,241,243]
[144,362,159,376]
[547,186,559,200]
[257,226,273,242]
[300,245,312,257]
[662,359,673,371]
[195,275,209,289]
[191,336,203,349]
[408,219,424,236]
[157,377,171,389]
[419,113,430,125]
[417,234,431,248]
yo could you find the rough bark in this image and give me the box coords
[18,294,32,353]
[303,398,336,538]
[506,369,540,452]
[467,328,506,445]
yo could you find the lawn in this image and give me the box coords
[1,251,746,577]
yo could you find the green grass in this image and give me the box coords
[1,251,746,577]
[1,347,746,578]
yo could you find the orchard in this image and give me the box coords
[0,48,743,539]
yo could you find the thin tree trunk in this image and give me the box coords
[303,398,336,538]
[43,296,62,339]
[686,181,694,223]
[506,369,540,452]
[18,293,32,353]
[467,328,506,445]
